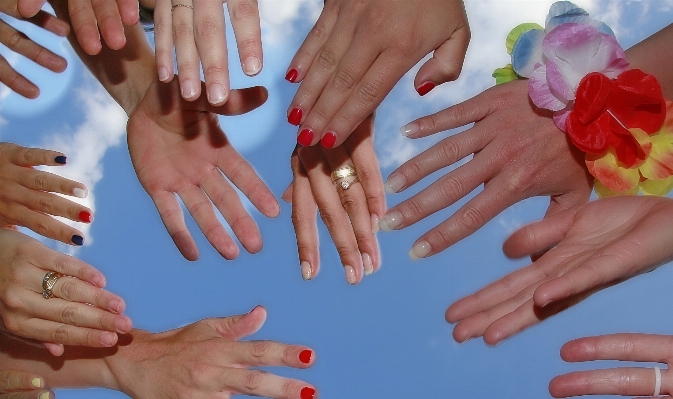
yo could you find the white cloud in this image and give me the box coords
[259,0,322,45]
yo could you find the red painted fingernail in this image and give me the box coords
[288,107,303,125]
[297,129,314,147]
[285,69,298,83]
[299,349,312,364]
[416,81,436,96]
[79,211,92,223]
[320,132,337,149]
[300,387,315,399]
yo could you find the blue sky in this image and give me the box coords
[1,1,673,398]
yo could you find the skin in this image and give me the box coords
[286,0,470,148]
[0,307,317,399]
[287,114,385,284]
[0,143,92,246]
[154,0,263,105]
[0,370,52,399]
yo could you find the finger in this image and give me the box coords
[16,0,47,18]
[291,149,320,281]
[0,370,43,391]
[28,243,107,288]
[154,0,175,82]
[218,368,316,399]
[227,341,315,368]
[68,0,103,55]
[183,84,268,115]
[200,167,262,254]
[17,169,88,200]
[281,182,293,203]
[42,342,64,356]
[550,367,669,398]
[150,190,199,261]
[0,20,66,73]
[91,0,127,50]
[9,205,86,246]
[413,25,470,90]
[215,304,267,340]
[194,0,229,105]
[227,0,262,77]
[25,10,70,37]
[178,185,239,259]
[19,317,118,348]
[0,56,39,99]
[298,146,363,284]
[0,390,54,399]
[502,207,577,259]
[172,0,201,101]
[115,0,139,25]
[284,2,338,83]
[561,334,673,363]
[8,146,68,167]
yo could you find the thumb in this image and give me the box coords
[211,306,267,341]
[17,0,47,18]
[281,182,293,203]
[413,25,470,95]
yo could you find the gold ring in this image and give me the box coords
[171,4,193,12]
[331,166,359,190]
[42,271,63,299]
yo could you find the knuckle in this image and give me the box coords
[437,138,462,164]
[309,22,328,41]
[2,316,20,335]
[338,194,358,215]
[60,303,79,325]
[5,31,26,51]
[437,176,464,204]
[237,37,259,55]
[230,1,257,21]
[57,278,77,301]
[194,19,220,41]
[281,380,298,399]
[404,197,425,219]
[458,206,487,232]
[52,324,70,344]
[2,287,24,311]
[356,81,382,107]
[250,341,272,361]
[242,370,265,391]
[318,207,338,227]
[332,69,356,92]
[317,48,338,70]
[173,22,194,40]
[202,63,226,78]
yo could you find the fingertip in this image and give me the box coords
[44,342,65,356]
[173,232,199,261]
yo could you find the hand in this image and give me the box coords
[127,77,279,261]
[0,0,68,98]
[45,0,140,55]
[0,227,132,357]
[0,143,93,246]
[446,195,673,345]
[154,0,262,105]
[0,370,52,399]
[285,0,470,148]
[107,306,318,399]
[288,114,385,284]
[378,79,593,260]
[550,334,673,398]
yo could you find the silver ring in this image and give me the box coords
[42,271,62,299]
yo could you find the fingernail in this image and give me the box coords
[409,240,431,261]
[39,392,50,399]
[71,235,84,246]
[109,299,122,313]
[73,187,88,198]
[31,378,42,388]
[288,107,303,125]
[400,123,419,137]
[297,129,314,147]
[54,155,67,164]
[207,83,227,105]
[114,317,130,333]
[344,265,356,285]
[285,68,298,83]
[100,332,116,346]
[301,261,312,281]
[371,214,380,234]
[93,275,106,288]
[243,56,262,76]
[363,253,374,276]
[299,349,312,364]
[300,387,316,399]
[384,174,406,194]
[379,211,402,232]
[181,79,198,99]
[321,132,337,149]
[79,211,92,223]
[416,81,436,96]
[158,67,170,82]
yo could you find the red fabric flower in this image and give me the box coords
[566,69,666,167]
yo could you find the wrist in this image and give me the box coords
[103,329,153,396]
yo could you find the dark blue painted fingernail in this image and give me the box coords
[71,235,84,246]
[55,156,67,165]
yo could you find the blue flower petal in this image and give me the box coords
[511,29,545,78]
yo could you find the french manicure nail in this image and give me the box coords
[300,387,315,399]
[181,79,198,99]
[288,107,303,125]
[285,68,298,83]
[371,214,380,234]
[71,235,84,246]
[243,56,262,76]
[297,129,314,147]
[344,265,356,285]
[384,174,406,194]
[54,155,67,165]
[379,211,402,232]
[73,187,87,198]
[158,67,170,82]
[416,81,436,96]
[321,132,337,149]
[79,211,92,223]
[31,378,42,388]
[301,261,312,281]
[408,240,431,261]
[363,253,374,276]
[400,123,419,137]
[39,392,50,399]
[100,332,116,346]
[207,83,227,105]
[299,349,312,364]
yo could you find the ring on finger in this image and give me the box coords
[42,271,63,299]
[653,366,662,397]
[331,166,359,190]
[171,4,193,12]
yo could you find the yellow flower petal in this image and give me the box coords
[640,176,673,196]
[586,149,640,192]
[638,102,673,180]
[594,179,638,197]
[506,23,544,55]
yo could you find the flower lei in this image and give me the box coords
[493,1,673,196]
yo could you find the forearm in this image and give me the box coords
[49,0,156,115]
[626,24,673,98]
